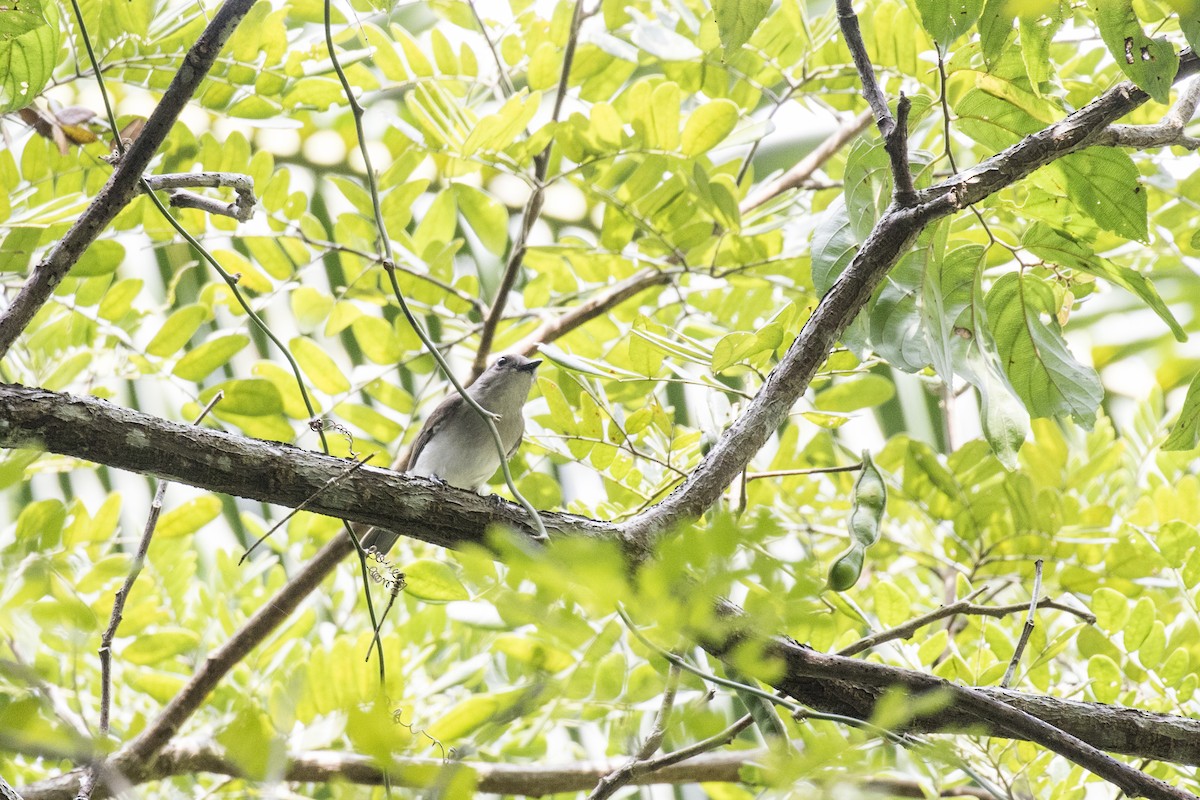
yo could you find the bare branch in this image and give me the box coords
[741,109,873,212]
[0,384,611,549]
[472,0,587,380]
[1001,559,1044,689]
[1096,77,1200,150]
[837,587,1094,658]
[11,740,997,799]
[0,0,261,359]
[139,172,257,222]
[835,0,915,202]
[509,268,677,357]
[724,620,1200,800]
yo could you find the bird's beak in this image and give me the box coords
[518,359,542,372]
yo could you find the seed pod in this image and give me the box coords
[828,543,865,592]
[827,451,887,592]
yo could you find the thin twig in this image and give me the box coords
[588,662,682,800]
[508,268,677,356]
[746,462,863,481]
[239,453,375,563]
[741,109,872,212]
[80,393,223,800]
[467,0,515,97]
[1001,559,1044,688]
[472,0,587,380]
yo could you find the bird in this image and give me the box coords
[359,353,542,555]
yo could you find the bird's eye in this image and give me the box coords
[496,356,508,367]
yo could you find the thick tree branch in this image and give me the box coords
[753,633,1200,799]
[0,384,614,550]
[12,740,996,799]
[0,0,260,360]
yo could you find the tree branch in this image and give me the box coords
[1095,76,1200,150]
[140,172,257,221]
[0,0,261,360]
[741,109,873,213]
[471,0,587,380]
[836,590,1093,658]
[0,384,614,550]
[11,740,998,799]
[509,268,677,357]
[835,0,915,203]
[750,632,1199,800]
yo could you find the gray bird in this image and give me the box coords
[359,354,542,554]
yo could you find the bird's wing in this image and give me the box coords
[407,393,458,470]
[505,417,526,460]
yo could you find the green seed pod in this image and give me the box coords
[827,451,887,592]
[828,544,865,591]
[853,450,887,513]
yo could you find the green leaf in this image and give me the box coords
[350,316,402,365]
[681,99,739,156]
[0,0,58,113]
[811,198,858,296]
[1087,653,1122,703]
[156,495,223,538]
[0,227,43,273]
[200,379,284,417]
[16,498,65,547]
[122,628,200,665]
[1022,223,1182,340]
[1091,587,1129,630]
[1053,148,1148,241]
[922,245,982,386]
[412,189,458,257]
[814,374,896,412]
[74,240,125,277]
[173,334,250,382]
[403,558,470,602]
[913,0,984,45]
[713,0,770,53]
[454,184,509,255]
[874,581,913,627]
[0,0,47,37]
[290,336,350,394]
[1087,0,1178,103]
[979,0,1016,67]
[985,272,1102,426]
[147,305,208,358]
[1164,369,1200,450]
